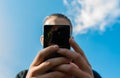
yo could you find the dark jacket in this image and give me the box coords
[16,70,101,78]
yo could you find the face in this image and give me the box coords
[40,16,71,44]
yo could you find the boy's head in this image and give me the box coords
[43,13,72,31]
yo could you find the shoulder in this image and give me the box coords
[16,70,28,78]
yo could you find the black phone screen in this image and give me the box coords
[44,25,70,49]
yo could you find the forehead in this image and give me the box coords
[44,16,70,25]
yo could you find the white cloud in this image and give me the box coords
[63,0,120,35]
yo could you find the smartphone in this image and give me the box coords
[44,25,70,60]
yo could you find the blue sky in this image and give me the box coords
[0,0,120,78]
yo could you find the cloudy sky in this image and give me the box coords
[0,0,120,78]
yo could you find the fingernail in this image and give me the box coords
[53,45,59,48]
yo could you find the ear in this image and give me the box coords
[40,35,44,46]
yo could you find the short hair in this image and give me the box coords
[43,13,73,33]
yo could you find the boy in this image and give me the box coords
[16,13,101,78]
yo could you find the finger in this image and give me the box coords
[31,45,59,66]
[36,71,68,78]
[57,48,91,72]
[33,57,70,75]
[69,38,91,67]
[53,64,92,78]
